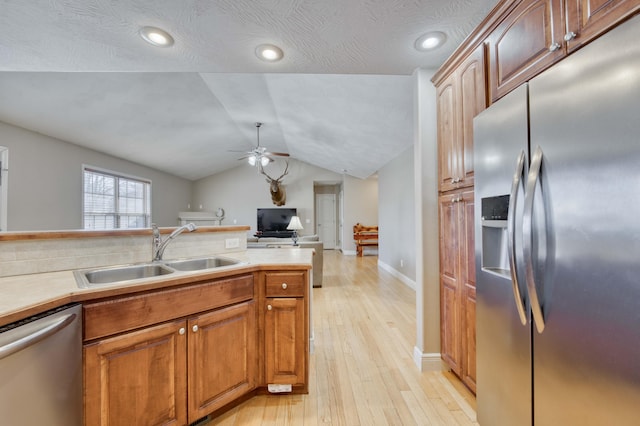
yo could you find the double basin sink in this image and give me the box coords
[74,256,243,288]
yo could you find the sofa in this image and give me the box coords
[247,235,323,288]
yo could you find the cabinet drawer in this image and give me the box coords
[84,274,254,341]
[265,272,306,297]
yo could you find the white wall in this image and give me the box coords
[378,146,415,281]
[192,158,344,237]
[341,174,378,253]
[413,68,443,371]
[0,121,192,231]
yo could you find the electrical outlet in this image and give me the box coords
[225,238,240,249]
[400,259,404,267]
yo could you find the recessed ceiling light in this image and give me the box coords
[414,31,447,51]
[139,26,174,47]
[255,44,284,62]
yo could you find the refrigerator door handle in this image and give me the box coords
[508,149,528,325]
[523,145,546,333]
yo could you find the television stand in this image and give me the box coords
[255,231,294,238]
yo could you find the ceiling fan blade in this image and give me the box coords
[265,151,290,157]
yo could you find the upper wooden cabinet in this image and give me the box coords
[565,0,640,52]
[488,0,639,101]
[487,0,565,102]
[437,45,487,192]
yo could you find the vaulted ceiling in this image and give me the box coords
[0,0,498,180]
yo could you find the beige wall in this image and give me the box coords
[413,68,443,370]
[0,121,192,231]
[342,174,378,253]
[378,146,415,281]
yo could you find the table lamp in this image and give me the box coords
[287,216,304,246]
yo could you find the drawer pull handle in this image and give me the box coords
[267,305,273,311]
[192,325,198,333]
[282,283,288,289]
[179,327,185,335]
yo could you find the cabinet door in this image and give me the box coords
[188,301,257,420]
[437,77,459,192]
[460,190,476,392]
[564,0,640,52]
[84,320,187,426]
[437,46,486,192]
[458,46,487,188]
[488,0,564,101]
[439,192,462,374]
[265,297,307,386]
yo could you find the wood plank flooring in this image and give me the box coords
[206,250,477,425]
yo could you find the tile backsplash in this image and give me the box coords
[0,231,247,278]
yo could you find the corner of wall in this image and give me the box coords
[413,346,446,372]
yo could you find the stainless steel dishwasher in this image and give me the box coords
[0,303,82,425]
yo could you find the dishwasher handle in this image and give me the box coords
[0,313,77,360]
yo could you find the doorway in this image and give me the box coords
[316,193,337,249]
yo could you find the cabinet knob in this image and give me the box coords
[179,327,185,335]
[564,31,577,42]
[549,42,561,52]
[267,305,273,311]
[282,283,288,289]
[192,325,198,333]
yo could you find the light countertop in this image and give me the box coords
[0,248,313,326]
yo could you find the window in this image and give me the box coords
[83,167,151,230]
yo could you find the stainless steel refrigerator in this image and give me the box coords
[474,15,640,426]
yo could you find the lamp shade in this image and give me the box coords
[286,216,304,231]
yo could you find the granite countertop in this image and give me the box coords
[0,248,313,326]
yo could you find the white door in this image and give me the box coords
[0,147,7,232]
[316,193,336,249]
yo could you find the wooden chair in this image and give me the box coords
[353,223,378,257]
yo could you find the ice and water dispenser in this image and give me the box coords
[481,195,511,277]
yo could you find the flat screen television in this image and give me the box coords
[257,208,297,237]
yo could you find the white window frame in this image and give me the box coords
[82,165,152,230]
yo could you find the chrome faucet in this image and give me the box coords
[152,223,197,261]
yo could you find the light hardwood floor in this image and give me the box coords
[207,250,478,425]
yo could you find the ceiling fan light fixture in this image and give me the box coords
[248,155,257,166]
[414,31,446,51]
[139,26,174,47]
[255,44,284,62]
[260,156,270,167]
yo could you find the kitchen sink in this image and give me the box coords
[163,256,241,271]
[74,263,174,288]
[74,256,244,288]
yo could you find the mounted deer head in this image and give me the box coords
[259,161,289,206]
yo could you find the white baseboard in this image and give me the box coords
[413,347,445,372]
[377,260,416,291]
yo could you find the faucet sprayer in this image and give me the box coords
[152,223,198,261]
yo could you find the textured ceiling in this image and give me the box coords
[0,0,498,180]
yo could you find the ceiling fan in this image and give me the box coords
[236,122,290,167]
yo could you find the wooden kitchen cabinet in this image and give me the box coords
[83,274,257,425]
[439,189,475,391]
[84,319,188,426]
[263,271,309,391]
[564,0,640,52]
[488,0,639,101]
[487,0,565,102]
[188,301,257,420]
[437,44,486,192]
